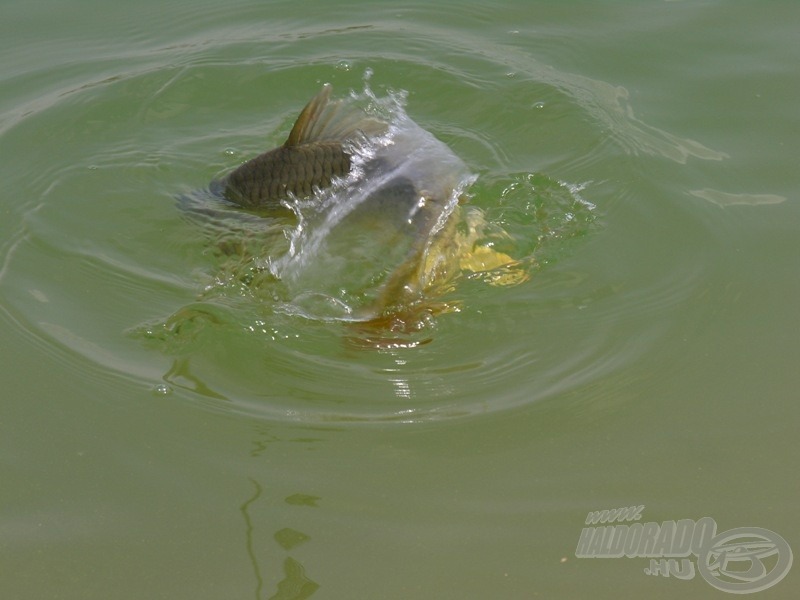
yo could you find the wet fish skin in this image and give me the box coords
[220,141,350,208]
[214,84,385,209]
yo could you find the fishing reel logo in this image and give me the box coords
[575,506,793,594]
[698,526,792,594]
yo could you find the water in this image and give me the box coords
[2,1,799,598]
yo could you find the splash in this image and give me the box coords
[258,80,479,322]
[154,80,593,352]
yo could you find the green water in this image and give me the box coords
[2,1,798,598]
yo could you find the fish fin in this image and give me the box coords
[284,84,387,147]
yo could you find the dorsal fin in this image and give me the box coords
[284,84,387,147]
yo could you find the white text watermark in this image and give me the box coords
[575,505,792,594]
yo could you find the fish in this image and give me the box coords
[209,84,523,325]
[212,84,386,209]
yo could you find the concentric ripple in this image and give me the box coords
[0,9,726,423]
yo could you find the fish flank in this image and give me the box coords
[216,85,376,208]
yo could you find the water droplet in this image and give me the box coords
[88,165,98,170]
[153,383,172,395]
[533,101,545,109]
[224,148,237,156]
[336,60,352,72]
[505,72,517,79]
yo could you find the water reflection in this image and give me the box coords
[270,558,319,600]
[240,474,321,597]
[689,189,786,208]
[163,356,229,400]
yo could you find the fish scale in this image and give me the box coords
[221,141,350,208]
[214,85,373,209]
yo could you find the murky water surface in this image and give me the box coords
[1,1,798,598]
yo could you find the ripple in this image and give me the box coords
[0,9,720,424]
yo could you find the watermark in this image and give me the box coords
[575,505,793,594]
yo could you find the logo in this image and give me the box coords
[575,506,792,594]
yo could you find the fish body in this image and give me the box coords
[214,84,383,209]
[219,141,350,208]
[211,85,518,321]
